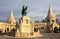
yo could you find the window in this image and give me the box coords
[7,28,9,32]
[30,33,33,36]
[26,20,28,24]
[47,20,50,22]
[52,20,55,22]
[5,30,6,33]
[34,28,38,32]
[41,27,44,30]
[20,33,22,35]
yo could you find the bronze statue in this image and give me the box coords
[22,5,27,17]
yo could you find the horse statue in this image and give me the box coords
[22,5,28,17]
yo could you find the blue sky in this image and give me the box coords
[0,0,60,22]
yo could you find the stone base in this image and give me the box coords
[15,35,43,38]
[15,32,43,38]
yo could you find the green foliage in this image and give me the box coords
[56,13,60,18]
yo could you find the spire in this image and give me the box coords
[8,10,16,23]
[9,10,15,20]
[46,5,56,19]
[10,11,14,19]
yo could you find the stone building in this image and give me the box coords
[0,5,59,38]
[0,11,16,33]
[45,5,59,33]
[32,5,59,33]
[0,22,10,33]
[15,16,40,38]
[34,23,47,33]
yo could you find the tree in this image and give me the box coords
[41,19,46,23]
[22,5,28,17]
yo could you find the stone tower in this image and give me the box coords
[19,16,31,33]
[8,11,16,25]
[45,5,59,33]
[45,5,56,24]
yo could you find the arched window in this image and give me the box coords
[26,20,28,24]
[30,33,33,36]
[7,28,9,32]
[41,27,44,30]
[47,20,50,22]
[5,30,6,33]
[54,27,58,33]
[0,31,2,33]
[52,20,55,22]
[34,28,38,32]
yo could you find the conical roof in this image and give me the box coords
[10,11,14,19]
[8,11,16,23]
[46,5,56,19]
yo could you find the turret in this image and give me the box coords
[45,5,56,24]
[8,11,16,25]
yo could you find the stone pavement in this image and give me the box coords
[0,33,60,39]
